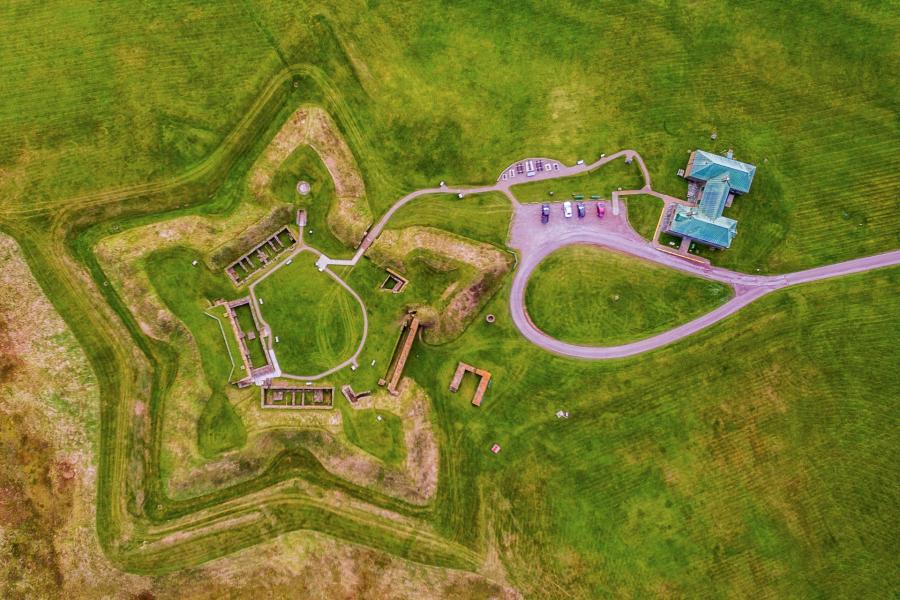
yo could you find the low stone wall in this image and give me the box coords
[261,385,334,409]
[449,361,492,407]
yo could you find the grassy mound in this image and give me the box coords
[144,247,248,455]
[339,403,406,466]
[145,246,244,385]
[272,146,350,258]
[388,192,513,247]
[6,1,898,591]
[197,392,246,457]
[256,252,364,375]
[525,245,732,345]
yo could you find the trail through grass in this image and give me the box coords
[409,266,899,598]
[2,2,898,592]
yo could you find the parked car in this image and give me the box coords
[541,203,550,224]
[563,201,573,218]
[596,202,606,218]
[576,202,586,218]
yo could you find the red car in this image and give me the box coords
[596,202,606,218]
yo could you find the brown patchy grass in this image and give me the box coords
[308,112,372,246]
[249,105,372,247]
[93,198,441,505]
[0,232,513,598]
[0,233,145,597]
[152,528,517,600]
[401,383,440,502]
[368,226,513,343]
[307,382,439,505]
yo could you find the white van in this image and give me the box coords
[563,201,573,218]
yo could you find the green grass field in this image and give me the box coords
[256,251,364,375]
[388,192,513,247]
[144,247,248,456]
[1,1,897,596]
[511,157,645,203]
[525,245,733,345]
[339,401,406,466]
[272,145,353,258]
[409,266,899,598]
[145,246,244,385]
[624,194,665,241]
[207,305,241,382]
[233,303,268,368]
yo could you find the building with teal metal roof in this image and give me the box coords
[686,150,756,193]
[668,206,737,249]
[664,150,756,249]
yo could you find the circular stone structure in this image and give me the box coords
[296,180,311,196]
[485,314,496,323]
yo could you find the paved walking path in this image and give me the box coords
[316,149,645,270]
[258,148,900,368]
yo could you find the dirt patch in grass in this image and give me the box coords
[143,512,262,551]
[0,234,154,597]
[437,270,504,342]
[249,109,313,197]
[401,384,439,502]
[368,227,513,343]
[374,227,507,272]
[315,382,439,504]
[305,108,365,199]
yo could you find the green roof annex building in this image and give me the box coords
[665,150,757,249]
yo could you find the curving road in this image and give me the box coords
[507,202,900,359]
[305,148,900,362]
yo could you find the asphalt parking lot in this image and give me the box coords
[513,199,632,246]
